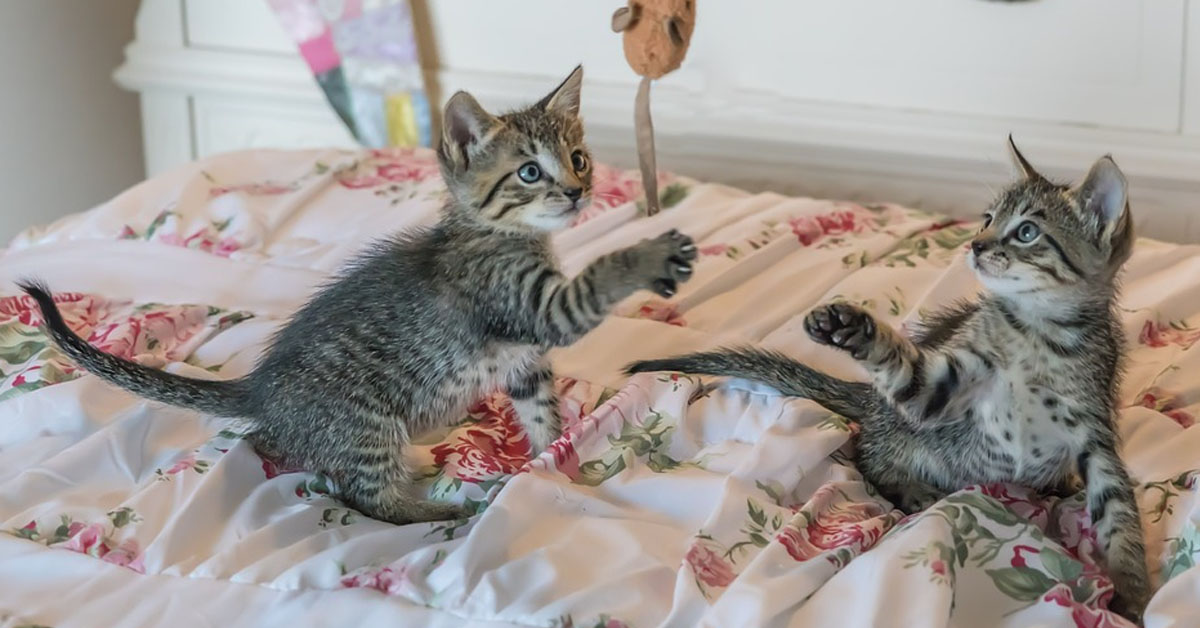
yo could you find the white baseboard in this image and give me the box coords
[116,43,1200,242]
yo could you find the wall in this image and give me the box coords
[116,0,1200,242]
[0,0,144,242]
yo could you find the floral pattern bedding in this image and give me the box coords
[1,148,1198,628]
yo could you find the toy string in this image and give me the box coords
[635,76,660,215]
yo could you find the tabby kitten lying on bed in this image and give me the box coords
[21,65,697,525]
[627,139,1149,619]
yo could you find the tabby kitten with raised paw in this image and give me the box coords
[627,138,1150,620]
[21,65,697,526]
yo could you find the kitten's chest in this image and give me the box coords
[972,361,1084,482]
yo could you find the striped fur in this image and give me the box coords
[19,66,697,526]
[627,142,1149,621]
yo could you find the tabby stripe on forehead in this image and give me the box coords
[480,172,513,209]
[1042,235,1085,278]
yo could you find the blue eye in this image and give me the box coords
[1016,221,1041,243]
[517,162,541,183]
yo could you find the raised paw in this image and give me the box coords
[633,228,697,298]
[804,303,877,360]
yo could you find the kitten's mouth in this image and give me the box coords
[970,253,1007,278]
[556,199,589,216]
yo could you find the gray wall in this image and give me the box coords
[0,0,144,242]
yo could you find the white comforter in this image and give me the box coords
[1,148,1198,628]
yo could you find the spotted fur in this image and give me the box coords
[627,139,1149,620]
[19,66,698,526]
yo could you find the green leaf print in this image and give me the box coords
[295,474,333,499]
[0,337,46,366]
[985,566,1056,602]
[577,451,629,487]
[0,378,42,402]
[1040,548,1083,582]
[142,210,178,240]
[756,479,787,506]
[1143,469,1199,524]
[659,183,689,209]
[318,507,358,528]
[575,409,701,486]
[1162,521,1200,583]
[107,507,141,528]
[747,499,767,527]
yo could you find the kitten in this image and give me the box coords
[627,138,1149,620]
[20,66,698,525]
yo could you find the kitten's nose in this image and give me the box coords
[971,240,991,255]
[564,187,583,201]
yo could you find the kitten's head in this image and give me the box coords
[436,66,592,232]
[968,137,1135,296]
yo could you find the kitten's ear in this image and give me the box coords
[440,91,501,169]
[539,65,584,117]
[1007,135,1046,182]
[1072,155,1128,227]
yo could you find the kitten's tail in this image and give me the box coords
[625,347,878,421]
[18,280,251,417]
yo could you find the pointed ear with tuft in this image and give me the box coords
[1007,135,1046,182]
[440,91,501,171]
[538,65,584,117]
[1072,155,1129,229]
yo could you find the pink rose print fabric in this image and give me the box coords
[2,147,1200,628]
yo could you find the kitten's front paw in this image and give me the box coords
[632,229,697,298]
[804,303,877,360]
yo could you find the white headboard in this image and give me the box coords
[116,0,1200,242]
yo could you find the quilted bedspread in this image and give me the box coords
[1,148,1199,628]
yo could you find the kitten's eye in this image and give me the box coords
[517,162,542,183]
[982,214,993,229]
[1015,221,1041,243]
[570,150,588,172]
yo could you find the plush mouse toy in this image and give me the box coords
[612,0,696,215]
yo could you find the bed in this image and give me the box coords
[1,147,1198,628]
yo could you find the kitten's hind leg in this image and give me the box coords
[340,437,470,525]
[1079,444,1151,622]
[509,359,561,454]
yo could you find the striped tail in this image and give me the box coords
[18,280,250,417]
[625,347,878,421]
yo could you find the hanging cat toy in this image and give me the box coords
[611,0,696,215]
